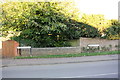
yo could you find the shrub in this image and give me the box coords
[103,20,120,40]
[81,46,100,53]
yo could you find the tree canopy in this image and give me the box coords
[80,14,111,32]
[2,2,118,47]
[103,19,120,40]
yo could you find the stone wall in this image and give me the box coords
[80,37,119,51]
[20,38,119,56]
[21,47,81,56]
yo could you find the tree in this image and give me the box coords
[103,19,120,40]
[80,14,111,32]
[1,2,32,36]
[1,2,100,47]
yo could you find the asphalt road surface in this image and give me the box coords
[2,60,119,78]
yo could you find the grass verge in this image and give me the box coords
[15,51,119,59]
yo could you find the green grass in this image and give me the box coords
[15,51,120,59]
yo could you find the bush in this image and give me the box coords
[63,21,101,39]
[103,20,120,40]
[11,29,71,47]
[81,47,100,53]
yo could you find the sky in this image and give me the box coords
[74,0,120,20]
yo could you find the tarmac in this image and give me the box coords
[2,54,119,67]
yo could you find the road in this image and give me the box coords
[2,60,119,78]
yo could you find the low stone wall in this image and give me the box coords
[21,47,81,56]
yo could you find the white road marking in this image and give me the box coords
[61,73,118,78]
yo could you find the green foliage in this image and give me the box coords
[103,20,120,40]
[62,19,101,39]
[11,28,71,47]
[80,14,111,32]
[81,45,115,53]
[81,47,99,53]
[2,2,100,47]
